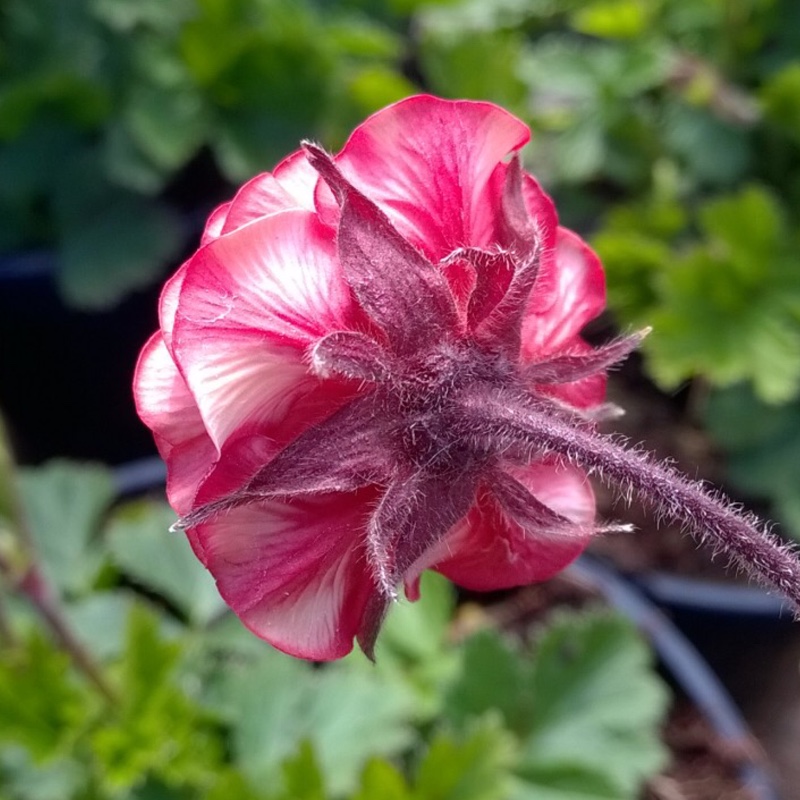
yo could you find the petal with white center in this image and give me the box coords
[133,334,216,514]
[521,227,606,357]
[201,202,232,245]
[194,490,378,660]
[173,210,358,450]
[220,150,318,235]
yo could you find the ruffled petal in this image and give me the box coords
[334,95,530,262]
[220,150,318,235]
[418,462,595,593]
[173,210,358,451]
[133,334,216,514]
[521,227,606,357]
[158,265,188,353]
[201,203,231,245]
[193,490,378,660]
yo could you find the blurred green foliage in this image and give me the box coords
[0,459,670,799]
[0,0,416,308]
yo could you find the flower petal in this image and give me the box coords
[334,95,531,261]
[521,227,606,356]
[193,491,378,660]
[220,150,318,235]
[417,462,595,593]
[133,334,215,514]
[173,210,358,450]
[158,265,188,353]
[201,203,231,245]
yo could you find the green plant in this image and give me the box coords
[0,443,670,798]
[705,384,800,541]
[0,0,415,309]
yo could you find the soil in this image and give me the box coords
[645,702,757,800]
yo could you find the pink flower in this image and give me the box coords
[135,95,800,659]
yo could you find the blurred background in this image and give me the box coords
[1,0,800,798]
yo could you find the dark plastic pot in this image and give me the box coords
[630,569,790,619]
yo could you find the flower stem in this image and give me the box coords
[469,390,800,613]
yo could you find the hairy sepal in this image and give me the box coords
[303,142,460,355]
[174,395,391,530]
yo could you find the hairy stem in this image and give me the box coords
[466,389,800,614]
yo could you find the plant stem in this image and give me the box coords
[0,417,117,703]
[467,390,800,614]
[0,583,16,648]
[18,564,117,704]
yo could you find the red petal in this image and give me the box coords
[133,334,215,514]
[173,210,359,450]
[201,203,231,245]
[220,150,318,235]
[521,227,606,356]
[414,462,595,592]
[334,95,530,262]
[194,490,379,660]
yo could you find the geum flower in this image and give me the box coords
[135,96,800,660]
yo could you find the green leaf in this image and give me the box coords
[89,0,194,33]
[518,611,669,798]
[591,229,670,324]
[0,415,20,532]
[760,61,800,144]
[103,122,171,194]
[352,759,410,800]
[209,646,416,797]
[570,0,652,39]
[91,606,222,792]
[122,80,206,172]
[57,189,183,309]
[300,666,417,796]
[662,101,751,186]
[0,633,88,759]
[551,121,606,183]
[370,572,461,718]
[698,184,783,267]
[106,500,226,626]
[64,591,140,661]
[18,461,115,597]
[0,748,87,800]
[443,630,531,735]
[704,385,800,539]
[509,764,621,800]
[379,572,455,663]
[413,718,516,800]
[418,27,527,110]
[279,741,326,800]
[641,186,800,402]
